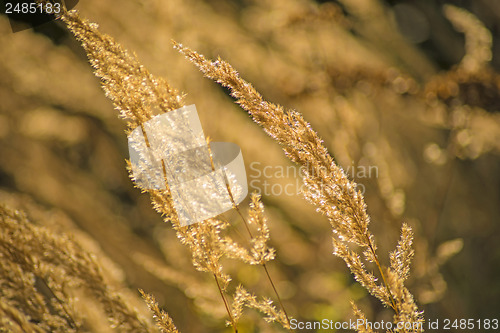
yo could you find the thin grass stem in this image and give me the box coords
[206,141,292,329]
[139,127,239,330]
[214,274,238,333]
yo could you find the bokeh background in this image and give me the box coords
[1,0,500,332]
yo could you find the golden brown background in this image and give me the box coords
[1,0,500,332]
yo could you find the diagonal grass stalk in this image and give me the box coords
[207,140,292,330]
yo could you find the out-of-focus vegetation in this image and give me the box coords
[1,0,499,332]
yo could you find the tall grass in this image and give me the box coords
[1,0,499,332]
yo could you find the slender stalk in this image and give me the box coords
[366,238,398,314]
[205,140,252,235]
[225,183,253,238]
[348,199,398,314]
[214,274,238,333]
[347,206,398,313]
[206,141,292,329]
[139,128,238,330]
[35,275,78,330]
[262,263,291,328]
[235,203,292,329]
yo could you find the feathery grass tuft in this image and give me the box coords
[140,290,179,333]
[0,204,154,332]
[174,41,424,331]
[61,8,293,332]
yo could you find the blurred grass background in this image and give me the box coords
[1,0,500,332]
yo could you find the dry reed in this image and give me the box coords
[174,42,424,331]
[0,204,156,332]
[60,7,290,332]
[2,0,499,332]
